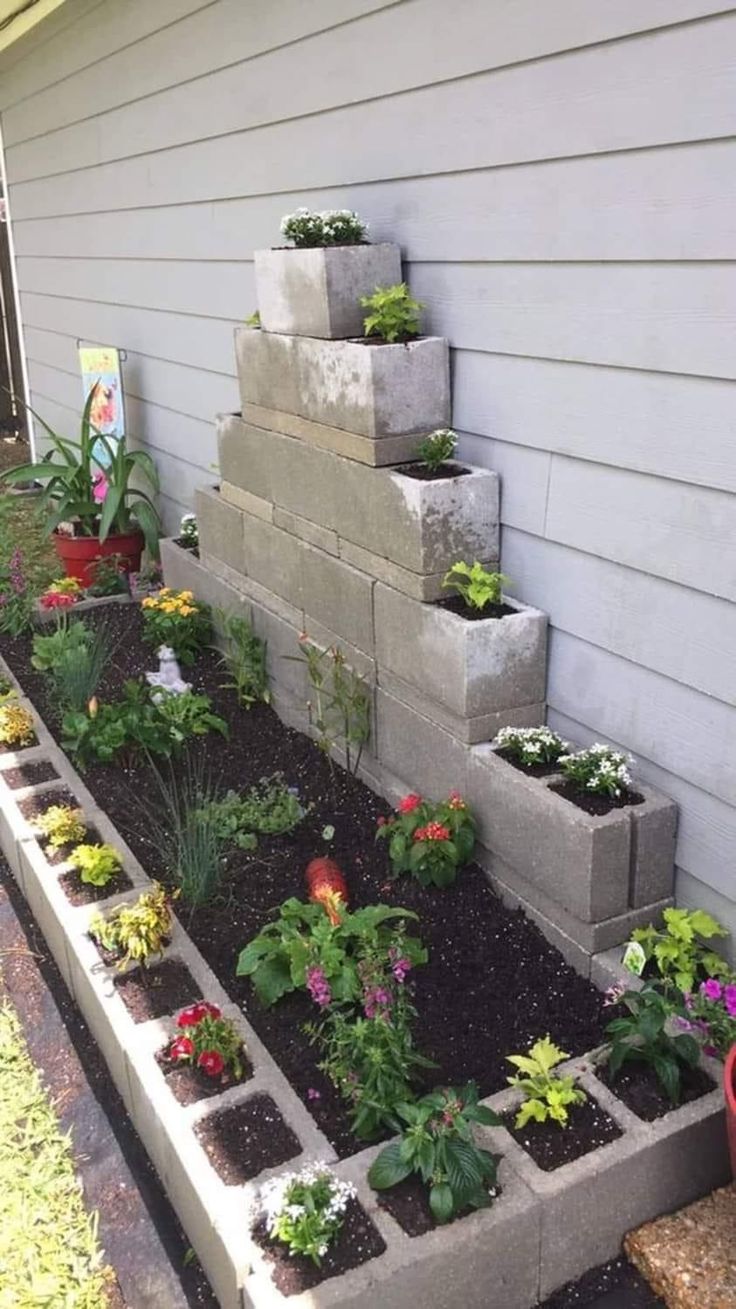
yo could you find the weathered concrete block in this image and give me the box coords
[219,481,273,523]
[630,792,678,907]
[254,243,402,339]
[273,506,340,557]
[301,539,375,656]
[375,686,469,800]
[241,401,421,466]
[375,584,547,722]
[379,668,545,745]
[235,328,450,438]
[194,484,244,574]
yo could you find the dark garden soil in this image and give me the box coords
[375,1172,499,1236]
[194,1094,301,1184]
[595,1060,715,1123]
[2,759,59,788]
[538,1255,664,1308]
[114,958,200,1023]
[550,780,645,817]
[397,462,470,482]
[252,1198,386,1295]
[59,866,132,907]
[437,594,516,622]
[495,749,561,779]
[0,605,610,1160]
[156,1045,252,1107]
[506,1096,622,1172]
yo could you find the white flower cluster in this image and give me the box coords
[280,208,367,247]
[179,512,198,546]
[559,743,634,797]
[495,725,568,766]
[260,1162,356,1228]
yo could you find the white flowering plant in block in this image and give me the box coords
[280,208,367,248]
[495,725,569,768]
[559,743,634,799]
[260,1163,356,1265]
[179,513,198,549]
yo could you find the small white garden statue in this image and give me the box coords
[146,645,191,698]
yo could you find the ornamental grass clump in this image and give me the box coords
[558,743,633,799]
[280,208,366,247]
[68,843,122,887]
[506,1036,586,1128]
[36,803,86,851]
[140,588,212,665]
[260,1164,356,1265]
[0,699,35,747]
[360,282,423,343]
[90,882,173,969]
[376,791,475,888]
[494,725,569,769]
[167,1002,246,1082]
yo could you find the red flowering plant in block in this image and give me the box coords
[376,791,476,888]
[167,1002,246,1083]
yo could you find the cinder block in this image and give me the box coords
[379,668,545,745]
[219,481,273,523]
[195,485,244,573]
[301,540,375,656]
[242,401,421,466]
[337,539,449,601]
[375,584,548,721]
[273,506,340,557]
[235,328,450,438]
[240,502,303,608]
[630,792,678,907]
[375,686,469,800]
[254,243,402,338]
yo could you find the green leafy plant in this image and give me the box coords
[244,309,261,329]
[0,699,35,747]
[261,1164,356,1266]
[202,774,305,850]
[31,618,90,674]
[506,1036,586,1128]
[376,791,476,889]
[494,725,569,769]
[89,882,173,969]
[288,636,370,775]
[1,387,160,554]
[49,619,116,713]
[140,588,212,665]
[368,1083,501,1223]
[153,689,228,746]
[213,608,269,708]
[558,743,634,800]
[36,804,86,851]
[168,1001,246,1082]
[280,208,366,248]
[68,842,122,887]
[416,428,458,473]
[681,978,736,1059]
[631,908,730,993]
[442,560,509,612]
[604,983,701,1104]
[236,899,426,1008]
[0,547,35,635]
[361,282,423,343]
[61,681,175,767]
[85,553,128,597]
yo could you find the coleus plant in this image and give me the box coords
[168,1002,246,1082]
[631,907,730,994]
[376,791,476,888]
[506,1036,586,1128]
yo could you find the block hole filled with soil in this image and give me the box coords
[2,760,58,789]
[114,958,199,1023]
[58,864,133,907]
[595,1060,716,1123]
[505,1095,622,1171]
[375,1173,501,1237]
[252,1198,386,1295]
[156,1044,253,1107]
[195,1094,300,1184]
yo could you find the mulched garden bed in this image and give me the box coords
[114,958,200,1023]
[595,1060,715,1123]
[156,1046,253,1107]
[549,780,645,817]
[252,1199,386,1295]
[194,1094,300,1184]
[505,1096,622,1172]
[2,760,58,788]
[375,1172,499,1237]
[0,605,609,1160]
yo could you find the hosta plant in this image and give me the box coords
[376,791,475,888]
[677,978,736,1059]
[416,428,458,472]
[90,883,174,969]
[631,908,730,994]
[280,208,366,248]
[68,842,122,887]
[442,560,509,612]
[506,1036,586,1128]
[168,1002,246,1082]
[260,1164,356,1266]
[0,699,35,747]
[368,1083,501,1223]
[36,804,86,851]
[558,743,633,799]
[140,589,212,665]
[604,983,701,1104]
[494,725,569,769]
[360,283,423,343]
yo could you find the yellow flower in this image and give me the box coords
[141,597,156,609]
[178,605,194,617]
[161,601,177,613]
[159,587,171,596]
[178,590,194,601]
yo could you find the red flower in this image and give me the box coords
[170,1036,194,1061]
[40,591,76,611]
[198,1049,225,1078]
[398,793,422,814]
[176,1001,221,1028]
[416,822,451,843]
[448,791,466,810]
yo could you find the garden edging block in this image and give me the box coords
[235,327,451,438]
[254,243,403,338]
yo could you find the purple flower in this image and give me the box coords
[307,1087,321,1101]
[9,548,25,596]
[305,966,331,1008]
[701,979,723,1002]
[674,1016,694,1033]
[392,957,411,984]
[603,982,625,1007]
[362,985,393,1020]
[703,1044,719,1058]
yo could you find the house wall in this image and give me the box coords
[0,0,734,939]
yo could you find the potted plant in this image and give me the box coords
[254,208,401,339]
[2,390,160,585]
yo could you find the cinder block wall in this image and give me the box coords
[1,0,734,945]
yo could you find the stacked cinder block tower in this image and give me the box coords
[161,237,677,977]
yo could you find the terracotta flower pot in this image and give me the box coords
[53,528,144,587]
[725,1045,736,1178]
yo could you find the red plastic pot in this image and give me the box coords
[53,528,144,587]
[725,1045,736,1178]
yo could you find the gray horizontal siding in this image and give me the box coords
[3,0,735,929]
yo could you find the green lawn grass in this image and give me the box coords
[0,998,112,1307]
[0,490,57,590]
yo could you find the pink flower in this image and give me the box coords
[307,1088,321,1101]
[398,793,422,815]
[447,790,466,810]
[306,966,332,1008]
[198,1049,225,1078]
[701,979,723,1002]
[40,591,76,611]
[176,1001,220,1028]
[725,985,736,1017]
[92,469,109,504]
[415,821,450,843]
[170,1036,194,1061]
[392,957,411,984]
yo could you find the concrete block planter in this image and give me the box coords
[466,745,677,924]
[254,243,402,339]
[235,327,450,439]
[240,401,422,467]
[375,583,547,740]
